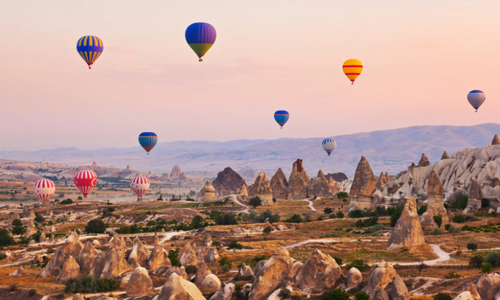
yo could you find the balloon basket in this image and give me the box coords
[199,58,203,62]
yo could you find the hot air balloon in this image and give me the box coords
[131,176,150,201]
[74,170,97,198]
[343,59,363,84]
[33,179,55,204]
[322,138,337,156]
[467,90,486,112]
[76,35,104,69]
[185,22,216,62]
[139,132,158,155]
[274,110,289,129]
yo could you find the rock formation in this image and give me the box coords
[201,274,222,294]
[179,242,198,267]
[249,247,296,300]
[347,267,362,289]
[128,237,150,267]
[420,170,449,226]
[287,159,310,200]
[238,262,254,279]
[294,249,342,293]
[9,266,24,276]
[157,273,205,300]
[454,283,481,300]
[270,168,288,199]
[476,273,500,300]
[41,231,83,277]
[203,180,216,202]
[310,170,332,198]
[39,232,46,243]
[148,239,171,270]
[56,255,80,282]
[195,261,211,287]
[126,267,155,296]
[196,237,219,264]
[387,198,425,250]
[388,275,409,300]
[72,294,85,300]
[418,153,430,167]
[212,167,248,197]
[170,164,185,179]
[350,156,377,198]
[365,262,409,300]
[464,178,483,214]
[441,151,450,159]
[251,172,274,205]
[325,172,349,183]
[78,241,99,276]
[366,261,397,293]
[209,283,236,300]
[493,134,500,145]
[92,239,100,247]
[328,177,341,195]
[91,242,130,279]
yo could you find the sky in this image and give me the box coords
[1,0,500,151]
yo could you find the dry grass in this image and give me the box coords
[0,265,64,296]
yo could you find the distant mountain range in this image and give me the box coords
[1,124,499,178]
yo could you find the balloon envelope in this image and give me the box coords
[33,179,55,204]
[131,176,150,200]
[185,22,217,61]
[74,170,97,198]
[343,59,363,84]
[76,35,104,69]
[274,110,289,128]
[467,90,486,112]
[139,132,158,154]
[322,138,337,156]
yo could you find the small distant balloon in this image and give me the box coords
[322,138,337,156]
[274,110,289,129]
[33,179,55,204]
[76,35,104,69]
[139,132,158,155]
[74,170,97,198]
[342,59,363,84]
[131,176,150,200]
[467,90,486,112]
[185,22,217,62]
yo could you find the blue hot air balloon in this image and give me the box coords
[274,110,289,129]
[138,132,158,155]
[322,138,337,156]
[76,35,104,69]
[185,22,217,62]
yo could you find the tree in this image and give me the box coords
[417,263,427,275]
[390,207,403,227]
[0,228,15,247]
[85,219,106,234]
[467,243,478,251]
[263,226,272,235]
[285,214,302,223]
[433,215,443,228]
[321,288,350,300]
[417,205,427,216]
[228,241,243,251]
[337,192,348,199]
[12,226,26,235]
[469,254,485,268]
[34,213,44,223]
[485,250,500,267]
[11,219,22,227]
[190,215,205,229]
[168,248,180,266]
[324,208,333,215]
[336,211,344,218]
[354,291,370,300]
[346,259,369,272]
[249,196,262,209]
[482,262,494,273]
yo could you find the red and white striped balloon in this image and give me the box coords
[33,179,56,204]
[131,176,150,200]
[74,170,97,198]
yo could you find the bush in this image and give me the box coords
[28,289,36,296]
[324,208,333,215]
[469,254,485,268]
[355,217,378,228]
[12,225,26,235]
[219,256,232,269]
[446,225,461,233]
[467,243,478,251]
[64,275,120,293]
[346,259,369,272]
[253,210,280,223]
[249,196,262,208]
[60,199,74,205]
[355,291,370,300]
[321,288,350,300]
[278,289,291,299]
[168,248,180,266]
[85,219,106,234]
[452,194,468,210]
[0,252,6,260]
[485,250,500,267]
[348,209,364,218]
[285,214,302,223]
[263,226,272,235]
[333,256,342,265]
[190,215,206,229]
[481,198,490,208]
[433,215,443,228]
[337,192,348,199]
[336,211,344,218]
[417,205,427,216]
[185,265,197,274]
[433,293,452,300]
[228,241,243,250]
[390,207,403,227]
[453,214,467,223]
[444,272,461,279]
[215,213,238,225]
[482,262,494,273]
[430,228,443,235]
[77,196,83,200]
[221,264,230,273]
[11,219,22,226]
[250,255,268,267]
[34,212,44,223]
[444,223,451,230]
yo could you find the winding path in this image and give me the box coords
[305,199,316,211]
[230,195,249,213]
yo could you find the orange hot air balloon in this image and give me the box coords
[342,59,363,84]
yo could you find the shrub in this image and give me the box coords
[348,210,364,218]
[369,224,385,233]
[249,196,263,208]
[430,228,443,235]
[215,213,238,225]
[278,289,291,299]
[446,225,461,233]
[219,256,232,269]
[337,192,348,199]
[390,208,403,227]
[482,262,494,273]
[85,219,106,234]
[453,214,467,223]
[485,250,500,267]
[250,255,268,267]
[355,291,370,300]
[452,194,468,210]
[190,215,206,229]
[12,225,26,235]
[0,252,6,260]
[433,215,443,228]
[11,219,22,226]
[417,205,427,216]
[253,210,280,223]
[355,217,379,228]
[221,264,230,273]
[433,293,452,300]
[77,196,83,200]
[185,265,197,274]
[28,289,36,296]
[34,213,45,223]
[321,288,350,300]
[336,211,344,218]
[228,241,243,251]
[444,272,461,279]
[444,223,451,230]
[263,226,272,235]
[64,275,120,293]
[324,208,333,215]
[168,248,180,266]
[333,256,343,265]
[469,254,485,268]
[481,198,490,208]
[10,284,17,291]
[60,199,73,205]
[285,214,302,223]
[346,259,369,272]
[467,243,478,251]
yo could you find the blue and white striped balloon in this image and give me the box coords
[322,138,337,156]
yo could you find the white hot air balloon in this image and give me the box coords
[322,138,337,156]
[468,90,486,112]
[33,179,56,204]
[131,176,150,201]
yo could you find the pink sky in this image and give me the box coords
[1,0,500,151]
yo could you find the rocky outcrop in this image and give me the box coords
[22,209,35,218]
[476,273,500,300]
[212,167,248,197]
[366,262,397,293]
[420,170,449,226]
[148,240,171,270]
[170,164,186,179]
[251,172,274,205]
[287,159,310,200]
[310,170,332,198]
[78,241,99,276]
[454,283,481,300]
[493,134,500,145]
[128,237,150,267]
[91,243,130,279]
[328,177,341,195]
[201,274,222,294]
[180,242,198,267]
[157,273,205,300]
[72,294,85,300]
[56,255,80,282]
[347,267,362,289]
[294,249,342,293]
[249,248,296,300]
[270,168,288,199]
[441,151,450,160]
[196,241,219,265]
[203,180,216,202]
[126,267,155,296]
[387,198,425,250]
[325,172,349,183]
[41,231,83,277]
[238,262,254,279]
[418,153,430,167]
[9,266,24,276]
[388,275,409,300]
[376,172,388,190]
[209,283,236,300]
[464,178,483,214]
[39,232,46,243]
[366,262,408,300]
[195,261,211,287]
[350,156,377,198]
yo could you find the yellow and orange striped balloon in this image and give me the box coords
[342,59,363,84]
